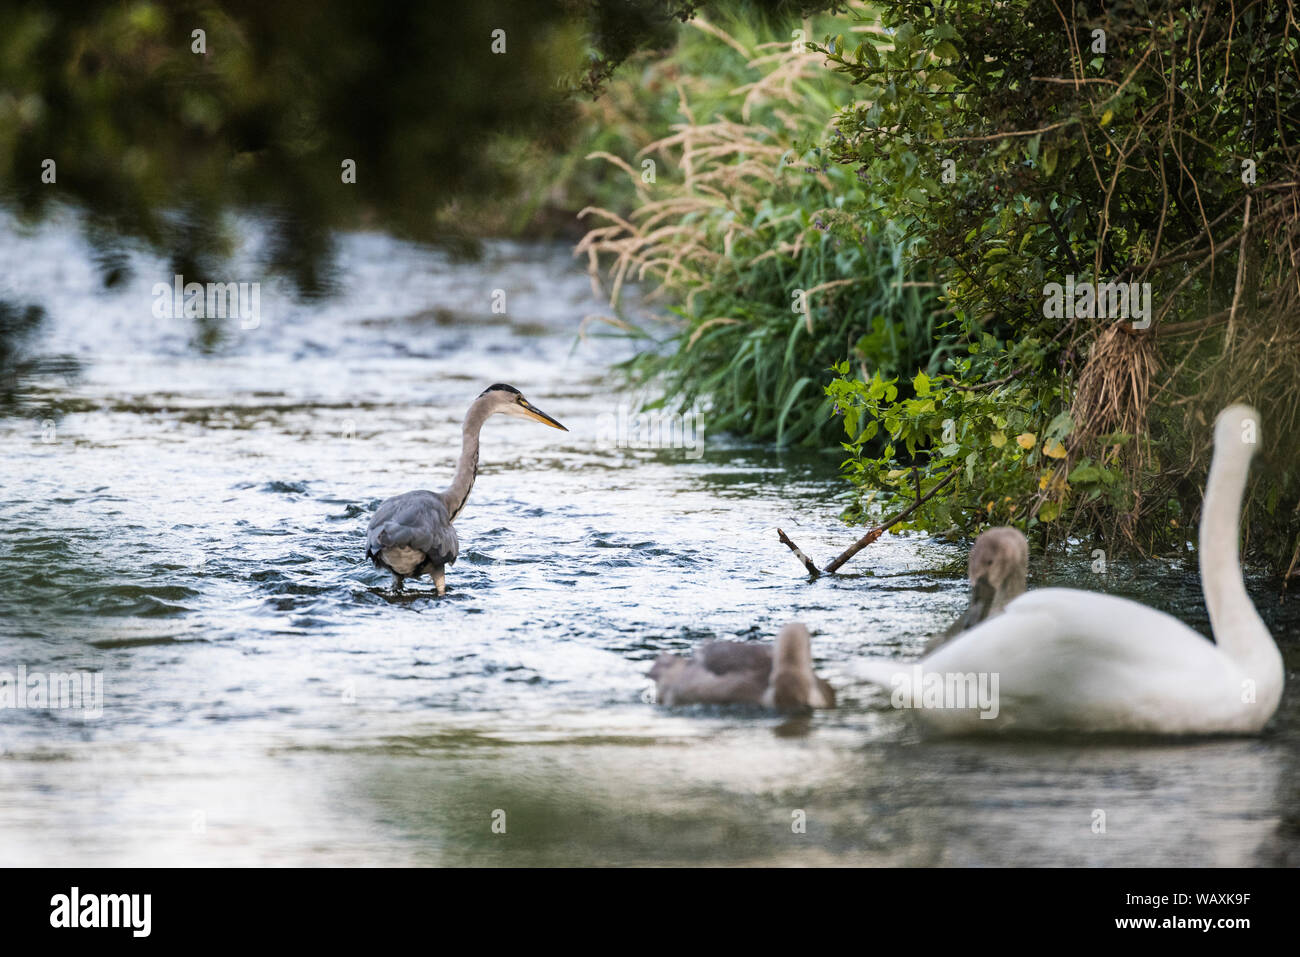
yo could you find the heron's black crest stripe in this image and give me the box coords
[480,383,521,396]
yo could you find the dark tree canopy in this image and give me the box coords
[0,0,836,291]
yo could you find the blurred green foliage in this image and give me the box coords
[1,1,572,289]
[0,0,837,292]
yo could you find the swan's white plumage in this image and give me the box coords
[858,588,1273,734]
[855,404,1285,735]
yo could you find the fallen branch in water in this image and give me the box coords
[777,528,821,578]
[778,470,958,577]
[824,470,957,572]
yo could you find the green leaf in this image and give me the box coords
[776,377,814,446]
[1046,411,1074,439]
[1041,144,1058,177]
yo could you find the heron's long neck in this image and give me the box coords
[442,399,490,523]
[1199,437,1271,670]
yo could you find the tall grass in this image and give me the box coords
[576,15,946,447]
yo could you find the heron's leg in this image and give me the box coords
[393,574,405,593]
[433,566,446,597]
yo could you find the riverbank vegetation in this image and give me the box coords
[574,17,944,445]
[574,1,1300,577]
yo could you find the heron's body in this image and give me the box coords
[367,490,457,578]
[855,405,1284,736]
[365,384,566,595]
[649,624,835,712]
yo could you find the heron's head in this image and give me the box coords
[951,526,1029,633]
[477,383,568,431]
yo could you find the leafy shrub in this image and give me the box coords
[817,0,1300,570]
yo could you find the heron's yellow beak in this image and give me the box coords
[518,399,568,431]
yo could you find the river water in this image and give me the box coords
[0,217,1296,866]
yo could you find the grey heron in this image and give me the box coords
[365,383,568,595]
[924,525,1028,652]
[648,623,836,712]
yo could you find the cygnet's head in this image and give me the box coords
[950,526,1029,632]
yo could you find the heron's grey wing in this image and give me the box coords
[366,490,458,566]
[698,641,772,678]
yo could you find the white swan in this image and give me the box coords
[855,404,1285,735]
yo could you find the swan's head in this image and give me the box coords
[950,526,1029,632]
[1213,403,1260,459]
[478,383,568,431]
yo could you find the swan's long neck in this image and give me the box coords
[766,628,813,710]
[1198,424,1275,678]
[774,637,811,678]
[772,627,818,690]
[441,398,491,523]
